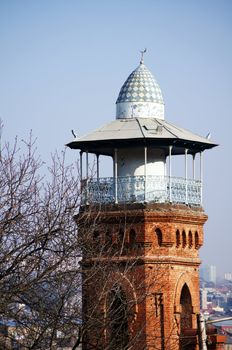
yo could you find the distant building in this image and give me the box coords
[201,289,208,310]
[201,265,217,284]
[225,273,232,281]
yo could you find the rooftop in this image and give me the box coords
[67,117,217,156]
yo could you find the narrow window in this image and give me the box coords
[180,283,192,331]
[195,231,199,249]
[155,228,162,246]
[188,231,193,248]
[109,285,129,349]
[176,230,181,248]
[182,230,186,248]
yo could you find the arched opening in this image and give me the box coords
[188,231,193,248]
[129,229,136,246]
[182,230,186,248]
[176,230,181,248]
[180,283,192,331]
[108,285,129,349]
[179,284,193,349]
[195,231,199,249]
[155,228,162,246]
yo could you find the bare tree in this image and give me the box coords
[0,128,82,349]
[0,128,183,350]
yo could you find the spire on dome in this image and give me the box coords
[140,48,147,64]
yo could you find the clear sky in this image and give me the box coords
[0,0,231,276]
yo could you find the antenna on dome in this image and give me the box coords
[140,48,147,64]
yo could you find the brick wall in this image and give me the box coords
[78,203,207,350]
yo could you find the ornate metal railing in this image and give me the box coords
[81,175,202,206]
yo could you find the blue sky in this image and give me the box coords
[0,0,231,276]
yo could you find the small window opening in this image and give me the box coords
[195,231,199,249]
[188,231,193,248]
[155,228,162,246]
[182,231,186,248]
[176,230,181,248]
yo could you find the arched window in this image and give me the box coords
[195,231,199,249]
[180,283,192,331]
[155,228,162,246]
[129,229,136,246]
[109,285,129,349]
[176,230,181,248]
[188,231,193,248]
[182,231,186,248]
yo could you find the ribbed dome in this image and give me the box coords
[116,62,164,104]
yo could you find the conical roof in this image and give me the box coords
[116,62,164,104]
[67,117,217,156]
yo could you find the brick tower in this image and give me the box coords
[67,54,217,350]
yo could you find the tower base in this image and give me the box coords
[78,203,207,350]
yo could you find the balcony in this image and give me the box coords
[81,175,202,206]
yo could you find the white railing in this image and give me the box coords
[81,175,202,206]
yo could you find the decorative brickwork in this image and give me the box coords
[79,203,207,350]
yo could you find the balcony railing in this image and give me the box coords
[81,175,202,206]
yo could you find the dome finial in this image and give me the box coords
[140,48,147,64]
